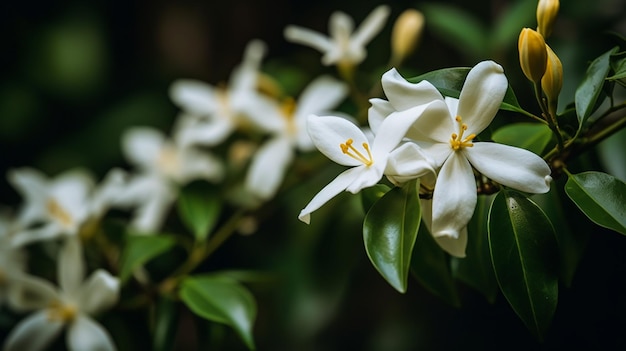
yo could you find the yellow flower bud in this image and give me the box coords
[541,44,563,111]
[390,9,425,65]
[518,28,547,83]
[537,0,560,38]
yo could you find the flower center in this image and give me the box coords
[280,97,298,135]
[46,199,73,229]
[340,138,373,166]
[47,300,77,323]
[449,115,476,150]
[157,146,180,178]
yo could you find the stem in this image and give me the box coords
[534,82,565,152]
[158,210,246,295]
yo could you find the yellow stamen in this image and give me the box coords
[340,138,374,166]
[281,97,298,135]
[46,199,73,228]
[47,301,77,322]
[449,116,476,150]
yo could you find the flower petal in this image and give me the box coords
[405,100,454,143]
[295,76,348,121]
[434,227,468,258]
[173,114,234,147]
[11,224,63,248]
[457,60,508,135]
[8,273,59,311]
[3,310,64,351]
[78,270,120,315]
[431,152,477,238]
[67,315,116,351]
[380,68,444,112]
[176,148,224,184]
[385,142,436,184]
[121,127,166,169]
[59,237,85,298]
[367,98,394,134]
[169,79,218,115]
[298,167,363,224]
[351,5,391,47]
[464,143,552,193]
[245,137,294,200]
[7,168,49,225]
[284,26,332,53]
[307,115,368,166]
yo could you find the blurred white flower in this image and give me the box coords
[8,168,94,247]
[3,238,119,351]
[284,5,390,67]
[118,126,223,232]
[0,213,28,308]
[244,75,348,200]
[169,39,273,146]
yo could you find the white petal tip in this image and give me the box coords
[298,213,311,224]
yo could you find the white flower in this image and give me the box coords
[3,238,119,351]
[378,61,552,256]
[284,5,390,67]
[169,40,272,146]
[0,213,28,308]
[8,168,95,247]
[118,126,223,232]
[244,75,348,200]
[298,104,438,224]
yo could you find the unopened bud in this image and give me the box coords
[541,44,563,111]
[391,9,425,65]
[537,0,559,38]
[518,28,547,83]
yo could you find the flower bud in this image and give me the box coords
[391,9,425,65]
[537,0,559,38]
[541,44,563,111]
[518,28,547,83]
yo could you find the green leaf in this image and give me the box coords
[607,51,626,81]
[411,223,461,307]
[152,297,180,351]
[488,190,559,341]
[532,181,589,287]
[491,123,553,155]
[177,181,221,241]
[119,234,176,283]
[363,180,421,293]
[360,184,391,213]
[489,0,536,52]
[564,171,626,235]
[575,47,618,128]
[408,68,526,114]
[420,3,487,59]
[180,276,257,350]
[452,194,498,303]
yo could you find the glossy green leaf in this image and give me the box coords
[411,223,461,307]
[491,123,553,155]
[488,190,559,341]
[452,194,498,303]
[564,171,626,235]
[408,68,526,114]
[360,184,391,213]
[575,47,618,128]
[532,181,589,287]
[177,181,221,241]
[363,180,420,293]
[420,3,487,59]
[119,234,176,283]
[180,276,257,350]
[607,52,626,82]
